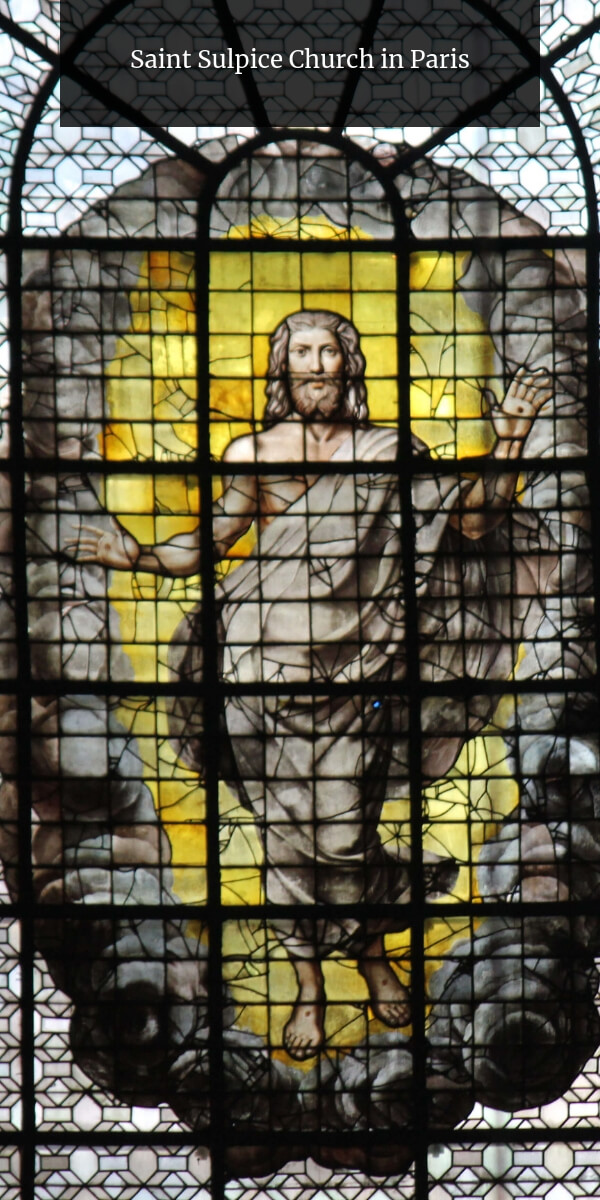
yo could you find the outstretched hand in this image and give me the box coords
[64,517,141,569]
[489,367,553,444]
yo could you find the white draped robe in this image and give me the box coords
[171,425,557,957]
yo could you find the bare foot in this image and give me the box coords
[358,952,411,1028]
[283,996,325,1060]
[284,958,325,1060]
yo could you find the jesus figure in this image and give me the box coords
[68,310,552,1061]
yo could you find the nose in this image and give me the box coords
[309,346,324,373]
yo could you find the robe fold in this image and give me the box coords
[170,425,557,957]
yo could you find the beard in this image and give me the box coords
[288,373,345,420]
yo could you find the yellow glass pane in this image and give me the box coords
[365,378,398,424]
[456,377,490,418]
[410,250,456,290]
[301,252,350,290]
[352,251,396,289]
[209,291,252,333]
[148,249,194,289]
[457,418,494,457]
[251,253,301,290]
[361,334,398,377]
[156,597,197,643]
[106,334,151,376]
[455,333,494,374]
[211,250,251,290]
[411,334,455,378]
[150,301,195,335]
[456,291,491,332]
[115,644,157,681]
[210,377,253,420]
[353,291,397,333]
[150,333,196,378]
[253,377,269,423]
[411,291,455,333]
[302,291,351,317]
[153,377,197,417]
[252,291,302,332]
[412,418,456,455]
[252,334,271,378]
[154,475,198,514]
[106,474,154,512]
[209,334,252,376]
[167,823,208,865]
[115,600,157,643]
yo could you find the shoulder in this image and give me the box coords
[352,424,431,460]
[222,423,299,465]
[222,433,257,464]
[351,424,397,459]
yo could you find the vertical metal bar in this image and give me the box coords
[195,211,227,1198]
[395,229,429,1198]
[7,103,35,1200]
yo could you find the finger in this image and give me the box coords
[511,367,537,390]
[110,516,122,532]
[515,368,551,387]
[512,373,551,404]
[514,373,539,393]
[528,383,553,409]
[79,524,106,534]
[508,376,531,402]
[513,365,546,378]
[515,365,549,378]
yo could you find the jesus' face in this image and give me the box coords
[287,327,345,420]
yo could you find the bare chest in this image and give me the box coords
[257,474,311,524]
[254,427,352,524]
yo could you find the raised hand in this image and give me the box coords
[65,517,141,570]
[490,367,553,445]
[455,366,553,538]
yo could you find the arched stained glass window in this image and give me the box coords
[0,3,600,1199]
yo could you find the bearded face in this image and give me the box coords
[287,327,346,420]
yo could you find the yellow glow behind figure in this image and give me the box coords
[102,235,518,1056]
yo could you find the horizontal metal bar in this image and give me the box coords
[7,898,600,921]
[18,455,592,476]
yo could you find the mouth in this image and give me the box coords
[289,375,344,416]
[292,375,329,386]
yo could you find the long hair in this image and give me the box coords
[264,310,369,426]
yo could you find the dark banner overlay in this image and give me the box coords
[60,0,540,130]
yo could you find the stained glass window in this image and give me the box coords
[1,2,600,1199]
